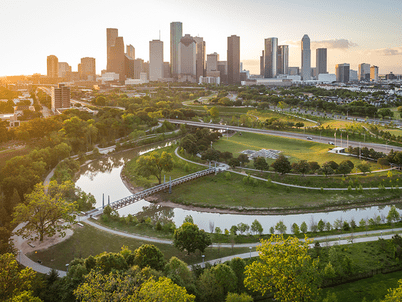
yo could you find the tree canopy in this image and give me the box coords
[173,222,212,255]
[135,151,174,184]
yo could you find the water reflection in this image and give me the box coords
[75,140,402,234]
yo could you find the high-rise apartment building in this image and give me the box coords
[193,36,205,82]
[47,55,59,78]
[301,34,311,81]
[170,22,183,77]
[134,59,144,79]
[126,44,135,59]
[80,57,96,81]
[107,28,119,71]
[51,84,70,112]
[316,48,327,76]
[264,38,278,78]
[227,35,240,85]
[163,62,171,78]
[277,45,289,75]
[58,62,71,78]
[370,66,379,82]
[178,34,197,82]
[218,61,228,84]
[125,55,134,79]
[149,40,164,81]
[335,63,350,83]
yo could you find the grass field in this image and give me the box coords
[213,131,381,169]
[157,172,392,209]
[27,224,250,271]
[0,145,33,169]
[320,270,402,302]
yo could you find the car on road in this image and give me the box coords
[328,141,334,145]
[306,137,312,140]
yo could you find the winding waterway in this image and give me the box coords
[75,141,402,234]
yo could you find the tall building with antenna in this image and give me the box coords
[170,22,183,78]
[301,34,311,81]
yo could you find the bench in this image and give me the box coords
[77,223,84,227]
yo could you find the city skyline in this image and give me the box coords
[1,0,401,77]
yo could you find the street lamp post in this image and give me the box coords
[249,247,252,259]
[202,255,205,268]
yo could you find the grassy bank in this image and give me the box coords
[27,224,250,271]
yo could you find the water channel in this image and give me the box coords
[75,141,402,234]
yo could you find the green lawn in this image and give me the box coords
[214,132,381,169]
[27,224,250,271]
[157,172,392,210]
[320,270,402,302]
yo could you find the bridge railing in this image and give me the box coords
[109,168,216,210]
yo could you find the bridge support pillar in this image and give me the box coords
[102,193,104,209]
[108,195,110,206]
[169,176,172,194]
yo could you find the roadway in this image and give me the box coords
[163,119,402,154]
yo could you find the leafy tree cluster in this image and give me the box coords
[180,128,222,155]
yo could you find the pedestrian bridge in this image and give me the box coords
[87,168,216,216]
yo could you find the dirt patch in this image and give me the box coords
[13,223,75,254]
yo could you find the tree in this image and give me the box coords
[309,161,320,173]
[237,154,249,166]
[317,219,325,232]
[387,205,400,224]
[0,253,36,301]
[251,219,263,235]
[320,162,335,177]
[300,221,308,234]
[138,276,195,302]
[275,220,287,234]
[357,161,371,175]
[135,151,174,184]
[237,222,250,235]
[164,257,193,289]
[134,244,166,271]
[291,223,300,235]
[337,161,352,176]
[12,181,76,242]
[271,154,291,175]
[253,157,268,171]
[295,160,310,175]
[228,158,240,169]
[198,264,237,302]
[225,292,253,302]
[244,235,321,302]
[173,222,212,255]
[377,158,389,169]
[382,279,402,302]
[209,106,219,119]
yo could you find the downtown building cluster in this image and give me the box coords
[45,22,398,89]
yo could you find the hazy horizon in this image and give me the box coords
[1,0,401,77]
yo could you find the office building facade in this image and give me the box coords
[126,44,135,59]
[178,34,197,82]
[301,34,311,81]
[227,35,240,85]
[316,48,327,76]
[335,63,350,83]
[370,66,379,82]
[107,28,119,71]
[149,40,164,81]
[277,45,289,75]
[108,36,126,82]
[170,22,183,77]
[193,36,205,82]
[358,63,371,81]
[58,62,71,78]
[264,38,278,78]
[80,57,96,81]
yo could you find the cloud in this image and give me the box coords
[281,38,357,50]
[368,47,402,56]
[311,39,357,49]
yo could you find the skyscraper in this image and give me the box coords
[227,35,240,85]
[80,57,96,81]
[170,22,183,77]
[206,52,220,77]
[126,44,135,59]
[277,45,289,75]
[335,63,350,83]
[149,40,164,81]
[259,50,264,77]
[107,28,119,71]
[108,36,125,82]
[370,65,379,82]
[316,48,327,76]
[178,34,197,82]
[58,62,71,78]
[47,55,59,78]
[301,34,311,81]
[264,38,278,78]
[358,63,370,81]
[51,84,70,111]
[193,36,205,82]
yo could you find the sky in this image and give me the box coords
[1,0,401,77]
